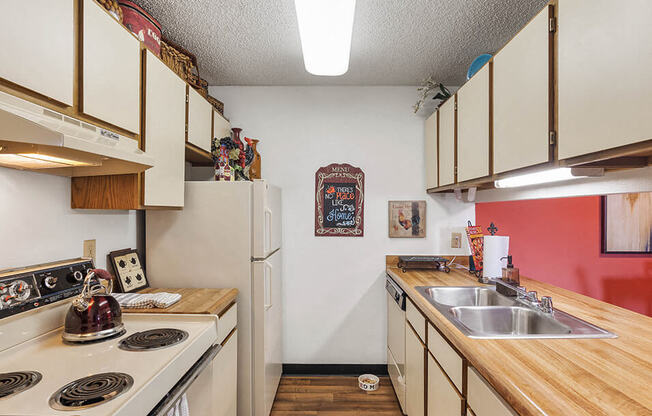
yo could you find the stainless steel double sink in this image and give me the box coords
[415,286,616,339]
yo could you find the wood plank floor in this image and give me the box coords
[270,376,403,415]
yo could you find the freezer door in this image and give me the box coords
[253,180,282,259]
[252,249,283,416]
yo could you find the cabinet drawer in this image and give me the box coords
[427,323,463,392]
[427,353,463,416]
[217,303,237,345]
[468,367,517,416]
[406,298,426,342]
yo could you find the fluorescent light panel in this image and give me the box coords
[294,0,356,76]
[494,168,586,188]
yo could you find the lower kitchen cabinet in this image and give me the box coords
[427,354,463,416]
[467,367,517,416]
[406,323,425,416]
[212,329,238,416]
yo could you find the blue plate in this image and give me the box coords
[466,54,492,80]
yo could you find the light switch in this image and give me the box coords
[83,239,96,264]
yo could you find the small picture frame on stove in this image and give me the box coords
[108,248,149,293]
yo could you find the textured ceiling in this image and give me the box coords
[137,0,548,86]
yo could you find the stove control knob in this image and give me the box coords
[72,270,84,282]
[9,281,30,302]
[44,276,58,289]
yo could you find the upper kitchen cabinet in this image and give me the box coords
[438,97,456,186]
[0,1,74,106]
[143,51,186,208]
[187,87,213,153]
[214,110,232,141]
[424,111,438,189]
[558,0,652,160]
[457,64,491,182]
[82,0,141,134]
[493,5,551,174]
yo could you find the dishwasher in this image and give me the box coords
[386,275,407,414]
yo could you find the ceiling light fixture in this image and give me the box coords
[494,168,588,188]
[294,0,356,76]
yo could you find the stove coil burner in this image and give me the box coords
[119,328,189,351]
[0,371,42,399]
[49,372,133,410]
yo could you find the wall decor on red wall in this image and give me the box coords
[315,163,364,237]
[602,192,652,254]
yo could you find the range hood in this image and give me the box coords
[0,91,154,177]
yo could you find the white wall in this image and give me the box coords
[0,168,138,270]
[208,86,474,364]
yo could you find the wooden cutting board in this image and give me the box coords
[121,288,237,316]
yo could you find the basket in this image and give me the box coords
[160,39,206,90]
[97,0,123,22]
[206,95,225,115]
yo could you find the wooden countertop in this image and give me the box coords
[386,258,652,416]
[122,288,238,316]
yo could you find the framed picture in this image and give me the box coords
[602,192,652,254]
[315,163,365,237]
[108,248,149,293]
[388,201,426,238]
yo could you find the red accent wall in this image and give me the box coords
[475,196,652,316]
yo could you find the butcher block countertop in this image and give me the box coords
[386,257,652,416]
[122,288,238,316]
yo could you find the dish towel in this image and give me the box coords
[112,292,182,309]
[166,393,190,416]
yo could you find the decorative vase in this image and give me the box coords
[231,127,247,181]
[249,139,261,179]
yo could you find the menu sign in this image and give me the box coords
[315,164,365,237]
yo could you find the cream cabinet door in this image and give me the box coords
[558,0,652,159]
[427,354,463,416]
[187,87,213,152]
[0,0,74,105]
[82,0,140,133]
[438,98,456,186]
[143,51,186,208]
[406,324,425,416]
[457,65,490,182]
[424,111,438,189]
[493,6,550,173]
[467,367,517,416]
[213,111,232,141]
[212,331,238,416]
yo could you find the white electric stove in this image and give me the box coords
[0,259,220,416]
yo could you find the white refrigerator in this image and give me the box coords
[146,180,283,416]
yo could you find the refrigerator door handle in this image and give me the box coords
[264,260,272,310]
[264,207,272,256]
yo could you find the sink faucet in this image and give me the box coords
[493,279,554,314]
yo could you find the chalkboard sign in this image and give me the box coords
[315,163,364,237]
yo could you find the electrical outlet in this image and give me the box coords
[451,232,462,249]
[83,239,96,264]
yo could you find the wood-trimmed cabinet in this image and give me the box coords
[424,112,438,189]
[406,323,426,416]
[0,0,75,106]
[557,0,652,160]
[427,353,464,416]
[493,4,551,174]
[457,64,491,182]
[423,0,652,194]
[187,87,214,153]
[142,50,186,208]
[438,97,456,186]
[81,0,141,134]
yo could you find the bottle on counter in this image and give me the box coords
[501,255,520,286]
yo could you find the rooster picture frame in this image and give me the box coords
[388,201,426,238]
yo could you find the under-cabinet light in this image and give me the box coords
[0,153,95,169]
[494,168,586,188]
[294,0,356,76]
